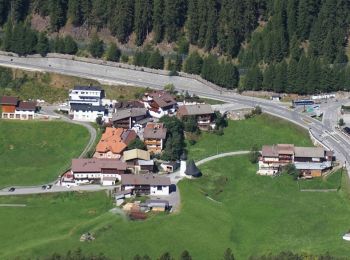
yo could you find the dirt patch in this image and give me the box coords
[31,14,50,32]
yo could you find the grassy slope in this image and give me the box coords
[1,116,350,259]
[0,120,89,187]
[1,157,350,259]
[188,114,313,161]
[1,68,146,103]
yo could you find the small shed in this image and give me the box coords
[160,161,179,173]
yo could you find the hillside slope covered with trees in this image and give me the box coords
[0,0,350,94]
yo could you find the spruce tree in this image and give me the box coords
[152,0,164,43]
[263,63,275,91]
[88,34,104,58]
[286,58,298,93]
[64,35,78,54]
[147,49,164,69]
[67,0,82,26]
[184,51,203,74]
[36,32,50,56]
[106,43,121,62]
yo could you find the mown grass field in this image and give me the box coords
[0,120,89,187]
[1,116,350,259]
[1,156,350,259]
[188,114,313,161]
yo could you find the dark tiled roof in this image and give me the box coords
[74,86,102,91]
[121,174,171,186]
[148,91,177,108]
[114,100,144,109]
[0,96,18,105]
[185,160,201,177]
[143,123,167,139]
[177,104,214,116]
[17,101,36,111]
[72,158,127,173]
[70,103,106,112]
[112,108,148,121]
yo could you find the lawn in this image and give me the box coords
[298,168,345,190]
[0,120,89,187]
[1,157,350,259]
[188,114,313,161]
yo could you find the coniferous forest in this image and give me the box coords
[0,0,350,94]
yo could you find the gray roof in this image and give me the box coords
[138,159,154,166]
[178,104,214,116]
[294,161,332,170]
[71,158,127,173]
[74,86,102,91]
[294,147,325,158]
[185,160,201,177]
[121,174,171,186]
[143,125,167,139]
[112,108,148,121]
[261,144,295,157]
[70,103,106,112]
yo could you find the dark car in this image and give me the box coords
[8,187,15,192]
[41,185,47,190]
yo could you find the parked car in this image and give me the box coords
[41,185,47,190]
[8,187,15,192]
[46,185,52,190]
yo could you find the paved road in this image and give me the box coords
[196,151,250,166]
[41,105,97,158]
[0,54,349,174]
[0,184,116,196]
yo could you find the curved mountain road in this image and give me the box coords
[0,54,349,175]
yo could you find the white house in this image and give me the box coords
[69,86,104,106]
[71,158,127,186]
[121,174,171,196]
[142,91,177,118]
[70,104,107,122]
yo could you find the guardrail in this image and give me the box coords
[0,51,236,94]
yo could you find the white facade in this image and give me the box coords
[150,185,170,196]
[72,109,106,122]
[73,171,121,186]
[180,160,187,177]
[69,88,103,106]
[2,110,35,120]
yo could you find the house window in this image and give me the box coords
[157,186,162,191]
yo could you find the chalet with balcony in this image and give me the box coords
[177,104,215,130]
[143,122,167,154]
[70,158,127,186]
[121,174,171,196]
[143,91,177,118]
[258,144,333,177]
[94,127,137,159]
[111,108,149,129]
[1,96,37,120]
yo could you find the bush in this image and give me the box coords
[249,145,260,164]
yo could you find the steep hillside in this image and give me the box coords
[0,0,350,94]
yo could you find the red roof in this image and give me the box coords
[0,96,18,105]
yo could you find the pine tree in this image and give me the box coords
[245,65,263,91]
[109,0,134,43]
[204,0,217,49]
[2,20,13,51]
[306,58,321,94]
[186,0,199,44]
[286,0,298,38]
[273,61,288,93]
[296,55,309,94]
[49,0,68,31]
[64,35,78,54]
[289,34,302,60]
[147,49,164,69]
[0,0,9,25]
[10,0,29,22]
[184,51,203,74]
[164,0,187,42]
[286,58,298,93]
[152,0,164,43]
[263,63,275,91]
[134,0,152,46]
[67,0,82,26]
[88,34,104,58]
[91,0,108,29]
[106,43,121,62]
[36,32,49,56]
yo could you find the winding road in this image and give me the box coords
[0,53,349,175]
[40,105,97,158]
